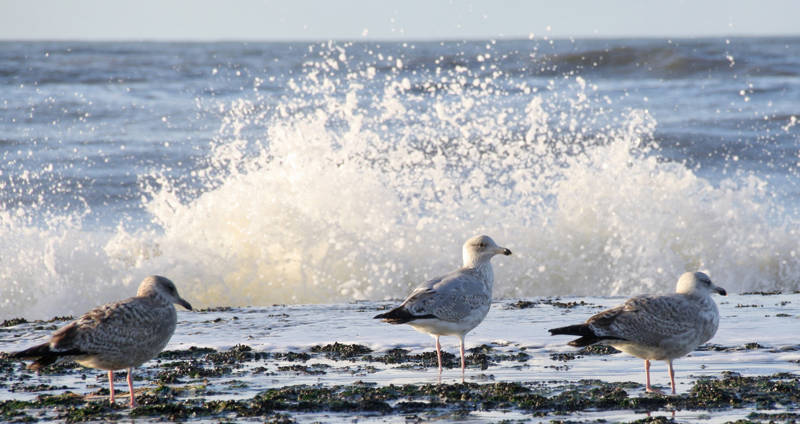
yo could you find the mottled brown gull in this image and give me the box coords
[11,275,192,407]
[549,271,726,394]
[374,235,512,376]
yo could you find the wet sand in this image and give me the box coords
[1,294,798,423]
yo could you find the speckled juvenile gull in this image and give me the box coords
[374,235,512,375]
[549,272,726,394]
[11,275,192,407]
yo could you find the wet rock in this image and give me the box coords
[578,345,620,355]
[741,291,782,295]
[9,382,69,393]
[540,299,592,309]
[207,344,256,365]
[156,360,232,383]
[743,342,764,350]
[277,365,328,375]
[697,343,766,352]
[31,359,83,375]
[550,352,578,362]
[0,318,27,328]
[508,300,538,309]
[197,306,234,312]
[310,342,372,360]
[624,416,674,423]
[685,372,800,409]
[63,401,122,422]
[747,411,800,421]
[1,374,798,421]
[362,348,411,364]
[158,346,218,360]
[273,351,311,362]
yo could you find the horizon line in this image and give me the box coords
[2,33,799,43]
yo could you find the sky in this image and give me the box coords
[1,0,799,41]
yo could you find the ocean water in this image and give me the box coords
[1,38,800,320]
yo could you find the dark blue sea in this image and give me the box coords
[1,38,799,319]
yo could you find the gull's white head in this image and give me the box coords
[462,235,512,267]
[137,275,193,310]
[675,271,727,297]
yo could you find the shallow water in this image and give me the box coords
[1,293,797,422]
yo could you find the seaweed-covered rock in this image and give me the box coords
[310,343,372,359]
[1,318,28,328]
[158,346,217,360]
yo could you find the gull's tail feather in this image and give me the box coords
[374,306,436,324]
[548,324,594,337]
[548,324,615,348]
[10,343,84,371]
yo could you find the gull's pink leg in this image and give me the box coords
[459,335,466,383]
[435,336,443,373]
[667,360,676,395]
[108,370,115,404]
[459,336,466,373]
[645,359,664,394]
[127,368,136,408]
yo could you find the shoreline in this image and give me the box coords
[1,342,798,423]
[1,295,798,422]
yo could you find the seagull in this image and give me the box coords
[10,275,192,407]
[549,271,726,394]
[374,235,512,375]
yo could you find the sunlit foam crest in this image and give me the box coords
[136,54,798,310]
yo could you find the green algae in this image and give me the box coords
[276,364,328,375]
[506,299,598,310]
[746,411,800,421]
[2,341,799,422]
[623,417,675,424]
[0,393,121,423]
[62,401,121,423]
[540,299,593,309]
[1,372,798,422]
[206,344,260,364]
[9,382,70,393]
[549,344,619,362]
[508,300,538,309]
[699,343,772,352]
[578,345,621,355]
[310,342,373,359]
[1,318,28,328]
[0,399,35,422]
[685,372,800,409]
[273,351,312,362]
[361,345,528,370]
[158,346,218,360]
[156,360,232,383]
[23,359,83,376]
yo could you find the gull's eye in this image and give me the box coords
[478,242,486,248]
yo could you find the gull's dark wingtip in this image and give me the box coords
[374,307,436,324]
